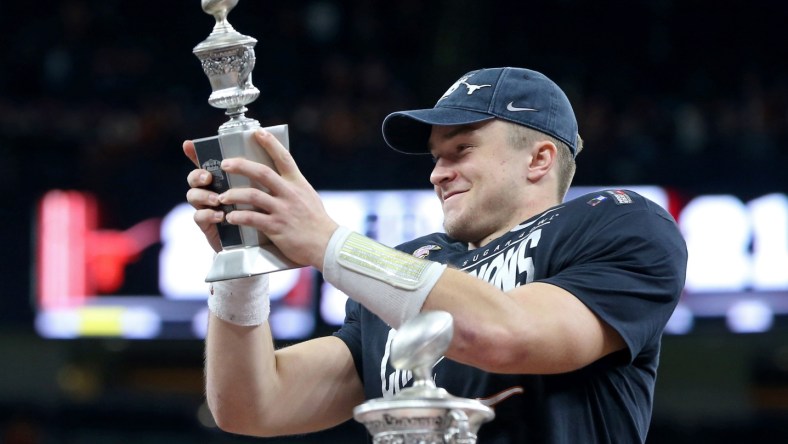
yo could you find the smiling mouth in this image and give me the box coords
[443,190,465,201]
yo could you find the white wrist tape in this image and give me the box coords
[322,226,446,328]
[208,273,270,326]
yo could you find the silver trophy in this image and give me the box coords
[192,0,299,282]
[354,311,494,443]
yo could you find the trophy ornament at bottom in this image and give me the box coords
[354,311,495,443]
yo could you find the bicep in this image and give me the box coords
[262,336,365,435]
[507,282,626,373]
[432,270,626,375]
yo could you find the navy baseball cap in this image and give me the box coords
[382,67,579,157]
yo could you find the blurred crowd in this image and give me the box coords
[3,0,787,205]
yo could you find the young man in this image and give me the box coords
[184,67,688,443]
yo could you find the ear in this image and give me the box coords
[526,141,557,182]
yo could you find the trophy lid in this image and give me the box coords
[193,0,257,54]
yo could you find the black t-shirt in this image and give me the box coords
[334,189,688,443]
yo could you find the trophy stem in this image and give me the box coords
[412,365,438,389]
[211,17,236,35]
[226,105,248,117]
[219,107,260,134]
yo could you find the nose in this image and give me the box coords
[429,159,456,187]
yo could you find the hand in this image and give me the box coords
[183,140,224,253]
[214,129,338,269]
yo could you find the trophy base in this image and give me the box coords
[206,245,299,282]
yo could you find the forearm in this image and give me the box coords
[205,315,280,435]
[205,314,365,437]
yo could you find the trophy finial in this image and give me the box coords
[202,0,238,24]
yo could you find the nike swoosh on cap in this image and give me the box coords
[506,102,539,112]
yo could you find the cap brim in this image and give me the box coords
[382,108,494,154]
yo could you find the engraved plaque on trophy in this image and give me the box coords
[192,0,299,282]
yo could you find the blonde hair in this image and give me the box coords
[505,122,584,200]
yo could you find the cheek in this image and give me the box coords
[480,165,527,205]
[500,158,529,184]
[489,160,524,186]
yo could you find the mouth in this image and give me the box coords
[442,190,466,202]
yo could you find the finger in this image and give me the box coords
[194,207,225,226]
[253,129,303,179]
[187,186,220,209]
[225,208,269,229]
[218,186,276,212]
[193,208,224,253]
[187,168,213,188]
[220,157,289,197]
[183,140,199,167]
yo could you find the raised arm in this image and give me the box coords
[183,141,363,437]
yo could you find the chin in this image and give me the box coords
[443,219,474,243]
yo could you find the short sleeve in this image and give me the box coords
[332,298,364,382]
[541,202,687,362]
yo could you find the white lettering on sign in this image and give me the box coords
[680,193,788,292]
[749,194,788,289]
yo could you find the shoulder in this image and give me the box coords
[562,188,676,226]
[566,188,657,211]
[554,189,686,258]
[562,188,687,263]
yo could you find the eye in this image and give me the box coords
[457,144,474,154]
[430,143,473,164]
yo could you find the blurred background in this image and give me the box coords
[2,0,788,442]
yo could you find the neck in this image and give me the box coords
[468,195,561,249]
